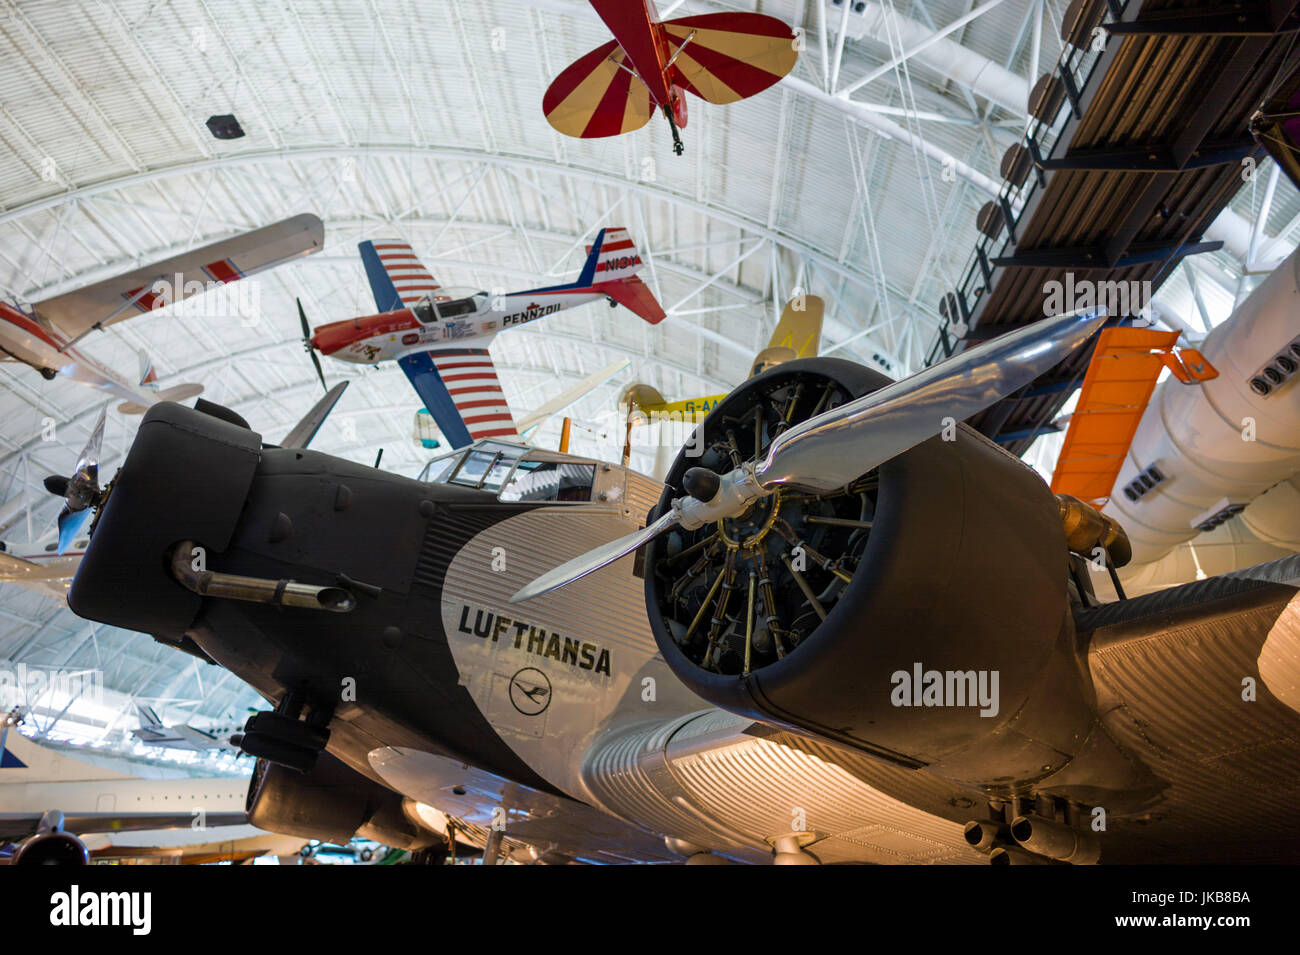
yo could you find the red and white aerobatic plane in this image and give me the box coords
[309,227,665,449]
[0,214,323,413]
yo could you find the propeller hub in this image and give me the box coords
[676,465,766,531]
[682,467,720,502]
[42,474,69,498]
[717,489,784,551]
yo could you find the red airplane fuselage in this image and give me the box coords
[590,0,674,106]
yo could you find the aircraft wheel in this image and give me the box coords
[408,845,449,865]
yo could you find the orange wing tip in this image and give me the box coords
[1160,348,1218,384]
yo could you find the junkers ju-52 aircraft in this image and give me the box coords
[61,307,1300,864]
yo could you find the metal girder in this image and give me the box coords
[785,76,1002,196]
[993,423,1061,444]
[0,145,885,300]
[992,239,1224,270]
[1099,38,1279,268]
[1103,0,1300,35]
[837,0,1014,99]
[1039,137,1258,172]
[4,162,913,383]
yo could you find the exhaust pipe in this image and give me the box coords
[171,540,356,613]
[963,819,1009,852]
[988,845,1053,865]
[1010,814,1101,865]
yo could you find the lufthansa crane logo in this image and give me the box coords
[509,667,552,716]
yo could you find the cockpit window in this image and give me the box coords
[418,442,596,503]
[451,449,514,491]
[434,297,478,319]
[420,441,527,491]
[412,293,484,324]
[418,451,461,484]
[499,461,595,502]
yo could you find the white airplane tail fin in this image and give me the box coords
[0,727,131,783]
[116,382,203,415]
[584,227,643,281]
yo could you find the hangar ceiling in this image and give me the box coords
[0,0,1295,756]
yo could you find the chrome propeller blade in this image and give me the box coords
[72,406,106,483]
[753,307,1107,494]
[511,308,1106,601]
[509,510,679,603]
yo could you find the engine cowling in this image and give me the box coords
[644,357,1096,788]
[246,751,438,850]
[13,831,89,866]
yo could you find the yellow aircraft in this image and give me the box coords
[617,295,824,463]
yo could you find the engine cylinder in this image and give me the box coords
[644,358,1089,786]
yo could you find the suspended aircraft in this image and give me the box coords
[619,294,825,469]
[543,1,799,155]
[132,704,242,755]
[0,547,81,602]
[307,227,664,450]
[58,306,1300,864]
[0,214,323,414]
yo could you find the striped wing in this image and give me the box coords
[359,239,441,312]
[662,13,798,105]
[543,39,655,139]
[397,348,517,450]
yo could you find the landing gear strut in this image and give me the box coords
[663,105,684,156]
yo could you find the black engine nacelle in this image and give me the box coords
[246,751,437,850]
[13,831,89,866]
[644,358,1097,789]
